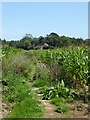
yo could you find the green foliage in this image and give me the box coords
[43,80,78,101]
[32,46,88,87]
[2,46,44,118]
[7,92,43,118]
[50,97,68,113]
[58,46,88,86]
[43,86,57,100]
[32,79,49,88]
[55,104,68,113]
[2,44,88,117]
[50,97,66,106]
[38,87,46,94]
[2,52,32,79]
[32,60,50,87]
[2,45,23,58]
[1,32,84,50]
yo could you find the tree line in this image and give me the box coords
[1,32,88,50]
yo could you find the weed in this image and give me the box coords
[55,104,68,113]
[32,79,49,88]
[50,97,66,106]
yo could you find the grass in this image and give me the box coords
[7,93,44,118]
[3,74,44,118]
[32,79,50,88]
[2,46,88,118]
[2,47,44,118]
[50,97,68,113]
[50,97,66,106]
[38,87,47,94]
[55,105,68,113]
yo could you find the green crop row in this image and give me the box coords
[30,46,88,86]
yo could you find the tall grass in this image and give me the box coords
[2,47,44,118]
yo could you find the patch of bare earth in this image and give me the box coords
[2,102,13,118]
[32,86,89,119]
[2,86,14,118]
[0,87,10,118]
[66,102,89,118]
[40,99,65,118]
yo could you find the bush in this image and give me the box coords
[48,60,72,87]
[2,53,32,78]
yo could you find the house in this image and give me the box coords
[40,43,49,50]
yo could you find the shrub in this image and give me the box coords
[48,60,72,87]
[2,53,32,78]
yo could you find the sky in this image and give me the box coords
[2,2,88,41]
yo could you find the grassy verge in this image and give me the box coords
[2,47,44,118]
[7,85,44,118]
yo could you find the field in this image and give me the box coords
[1,45,89,118]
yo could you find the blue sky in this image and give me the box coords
[2,2,88,41]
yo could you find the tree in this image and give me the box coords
[45,33,60,47]
[31,38,39,46]
[23,40,31,50]
[2,33,84,50]
[38,36,45,45]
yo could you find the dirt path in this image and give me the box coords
[32,86,89,119]
[32,87,63,118]
[39,99,66,118]
[1,86,12,118]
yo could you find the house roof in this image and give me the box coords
[43,43,49,47]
